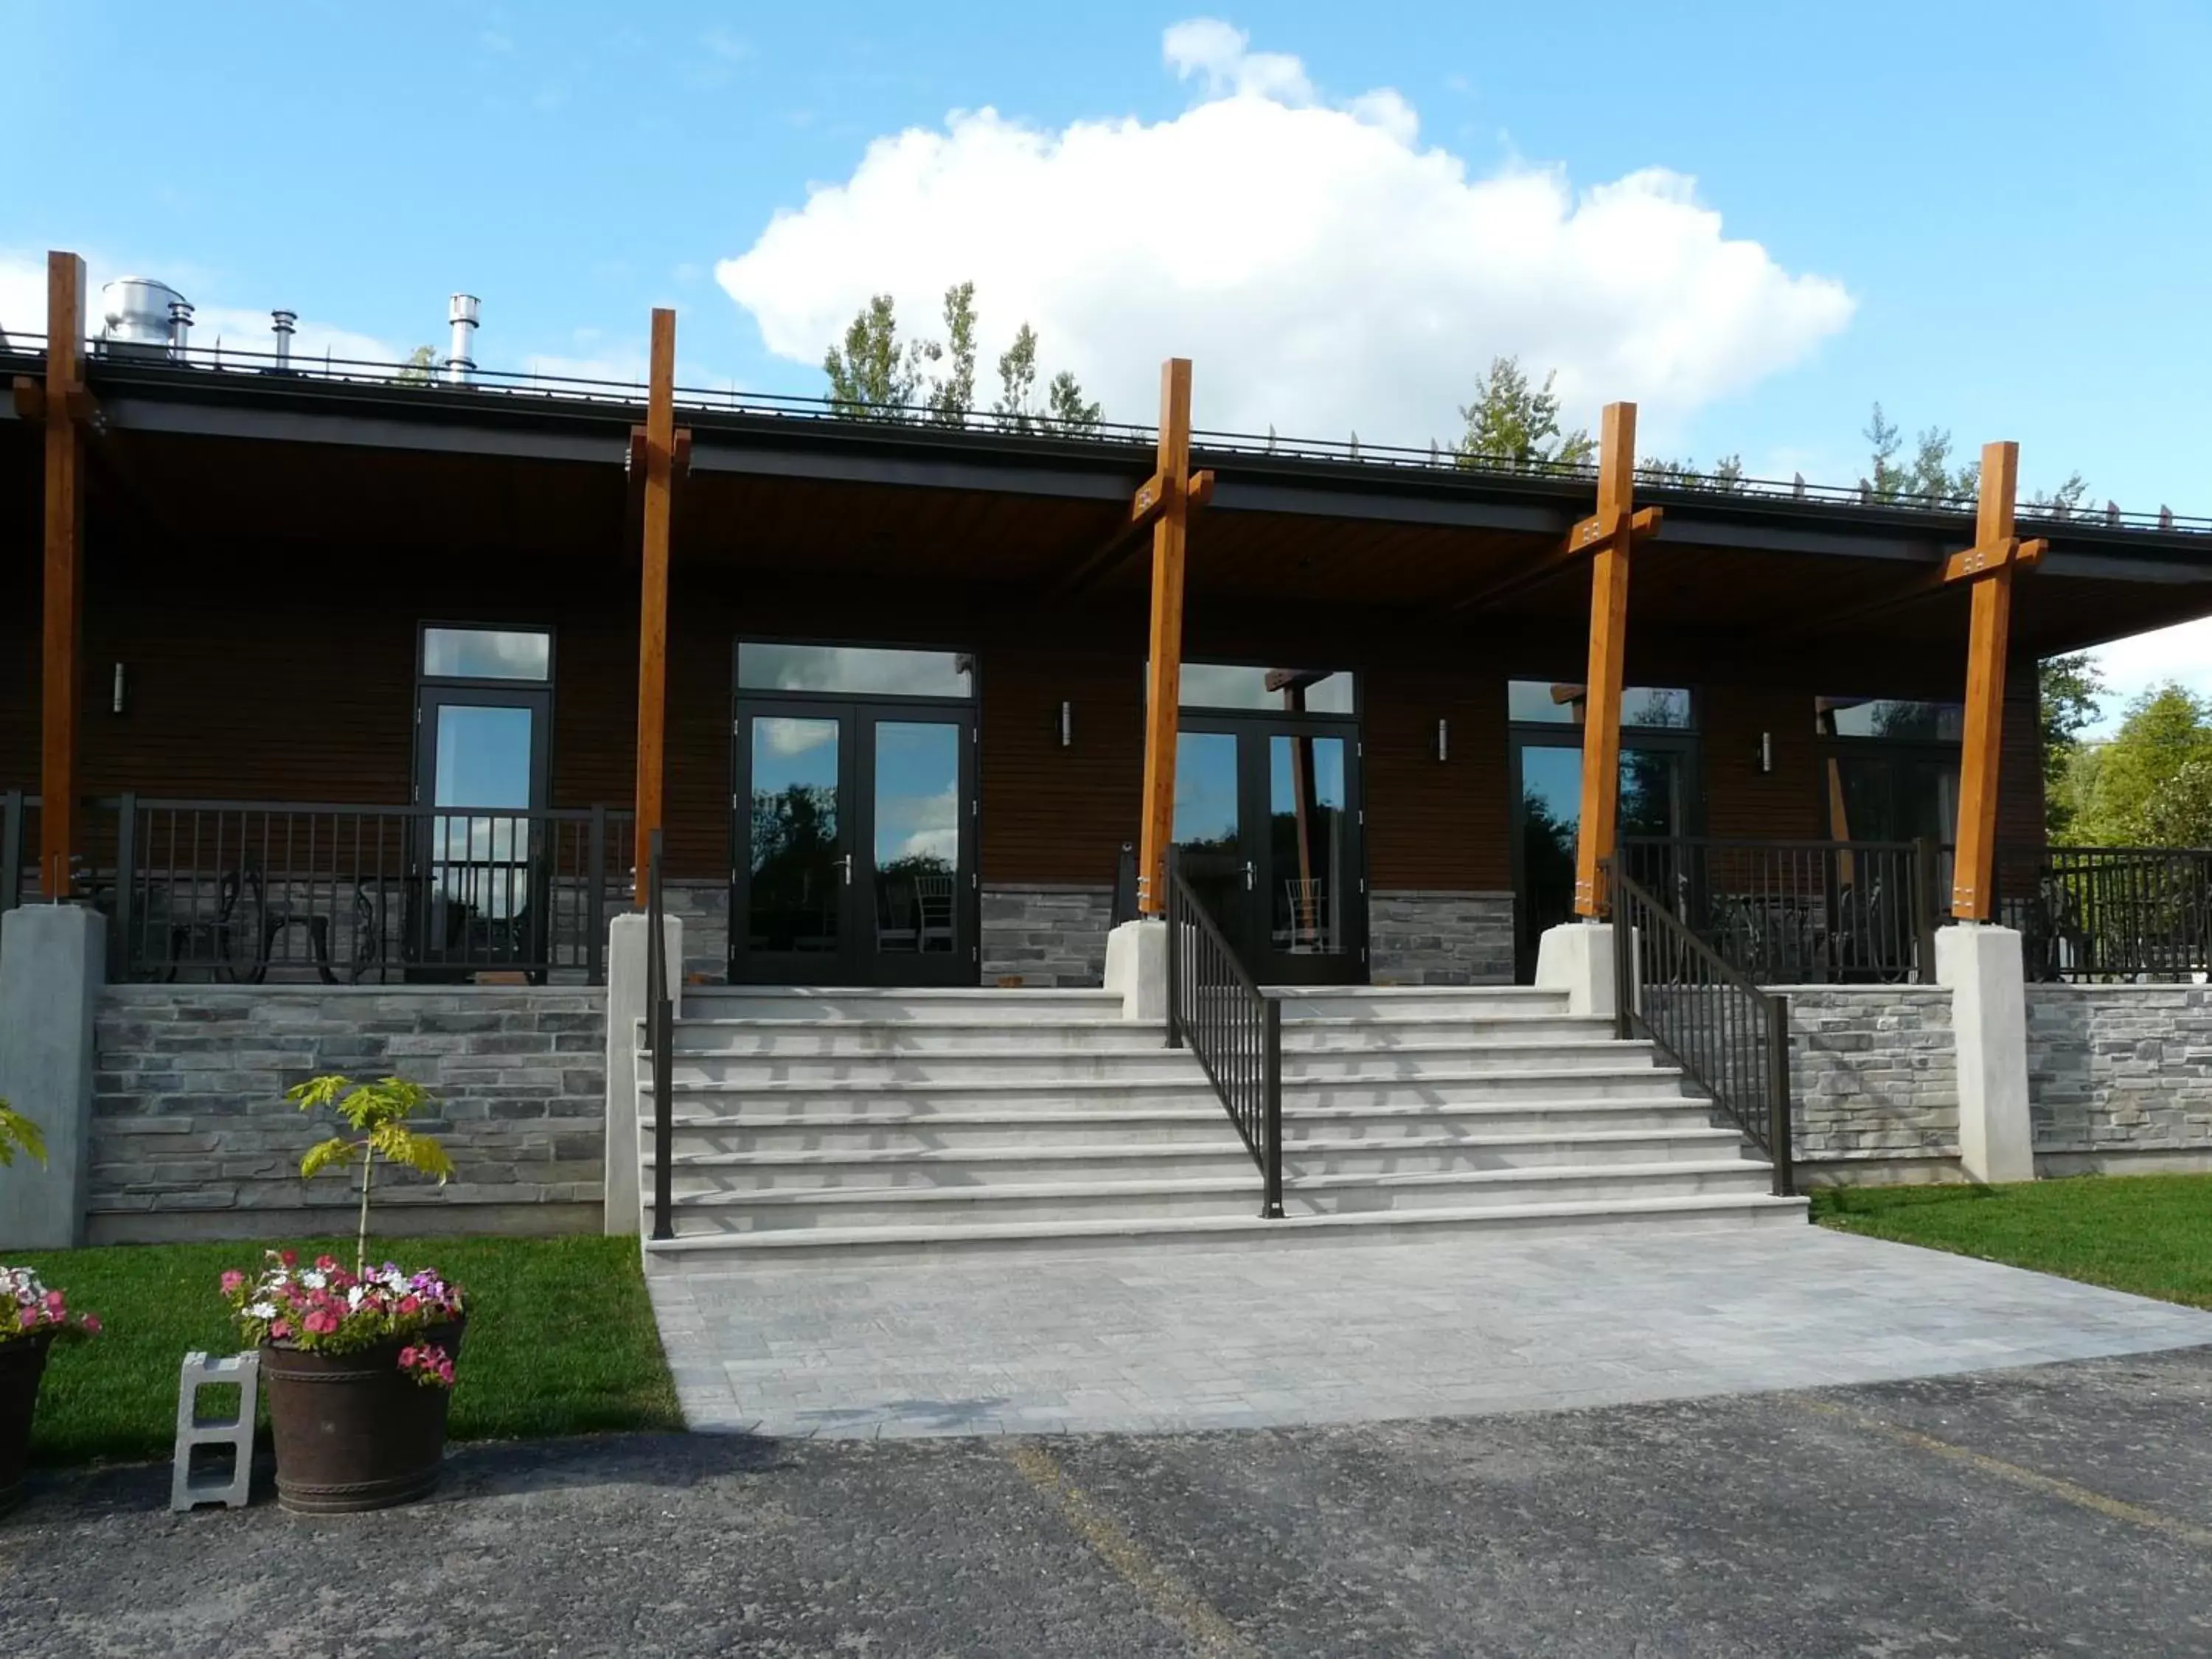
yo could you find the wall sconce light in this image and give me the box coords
[112,663,127,716]
[1058,700,1073,749]
[1436,718,1450,762]
[1756,731,1773,775]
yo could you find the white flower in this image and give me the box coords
[248,1301,278,1320]
[301,1270,327,1290]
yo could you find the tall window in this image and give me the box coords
[1816,697,1963,844]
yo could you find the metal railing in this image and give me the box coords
[1610,863,1795,1197]
[1164,849,1284,1218]
[1,791,35,914]
[645,827,675,1242]
[2001,846,2212,982]
[87,796,631,984]
[1621,837,1941,984]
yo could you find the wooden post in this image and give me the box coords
[40,252,88,900]
[1573,403,1638,918]
[631,307,677,903]
[1136,358,1194,917]
[1951,440,2031,921]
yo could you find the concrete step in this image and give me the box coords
[1279,1128,1750,1176]
[680,987,1124,1023]
[1272,985,1571,1019]
[653,1141,1257,1192]
[660,1014,1616,1053]
[1279,1040,1663,1080]
[651,1158,1768,1235]
[641,1191,1810,1262]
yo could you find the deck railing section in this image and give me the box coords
[2002,846,2212,982]
[1611,863,1795,1197]
[87,796,632,984]
[1164,849,1285,1219]
[1,791,35,914]
[1620,837,1939,985]
[645,827,675,1242]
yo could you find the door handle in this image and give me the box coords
[1243,860,1256,891]
[835,855,854,886]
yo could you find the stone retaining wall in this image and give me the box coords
[1784,986,1958,1178]
[88,985,607,1243]
[981,884,1115,987]
[1370,891,1515,985]
[2027,984,2212,1166]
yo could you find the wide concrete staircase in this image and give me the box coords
[635,984,1805,1261]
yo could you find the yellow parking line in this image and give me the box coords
[1785,1394,2212,1551]
[1004,1441,1259,1658]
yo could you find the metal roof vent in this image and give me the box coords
[271,309,296,372]
[445,293,479,385]
[99,276,190,361]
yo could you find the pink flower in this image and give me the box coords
[279,1250,299,1267]
[398,1295,420,1315]
[220,1271,244,1295]
[79,1315,101,1334]
[303,1309,340,1335]
[270,1319,292,1339]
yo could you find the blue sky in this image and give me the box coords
[6,2,2208,722]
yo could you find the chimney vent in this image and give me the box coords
[271,309,297,371]
[167,300,194,359]
[445,293,480,385]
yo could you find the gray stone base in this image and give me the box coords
[982,885,1114,987]
[1368,891,1515,985]
[663,881,729,984]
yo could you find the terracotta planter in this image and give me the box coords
[0,1331,55,1517]
[261,1321,465,1514]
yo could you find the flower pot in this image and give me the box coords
[0,1331,55,1517]
[261,1320,465,1514]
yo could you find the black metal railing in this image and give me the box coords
[1,791,35,914]
[1999,846,2212,982]
[1621,836,1941,984]
[86,796,632,984]
[1164,849,1284,1218]
[646,827,675,1242]
[1611,863,1795,1197]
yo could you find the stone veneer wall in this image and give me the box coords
[2027,984,2212,1170]
[663,881,729,983]
[1784,986,1959,1180]
[1369,891,1516,985]
[88,985,606,1244]
[982,884,1115,987]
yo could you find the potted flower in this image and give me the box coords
[2,1141,102,1513]
[223,1075,465,1514]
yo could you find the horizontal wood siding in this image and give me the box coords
[1363,667,1512,891]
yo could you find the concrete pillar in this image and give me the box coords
[1935,922,2035,1184]
[1534,921,1620,1019]
[602,910,683,1236]
[0,905,105,1250]
[1104,918,1168,1022]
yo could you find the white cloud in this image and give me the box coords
[715,19,1856,448]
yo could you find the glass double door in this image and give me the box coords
[731,698,976,985]
[412,684,551,976]
[1512,734,1697,980]
[1175,717,1365,984]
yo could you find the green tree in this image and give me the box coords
[393,345,439,386]
[1863,404,1979,503]
[1453,357,1593,471]
[824,287,1099,429]
[291,1074,456,1276]
[2062,684,2212,847]
[2039,653,2108,840]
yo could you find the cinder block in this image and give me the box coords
[172,1349,259,1512]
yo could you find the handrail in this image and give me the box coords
[1164,849,1284,1218]
[646,827,675,1242]
[1610,862,1795,1199]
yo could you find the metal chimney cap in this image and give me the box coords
[448,293,481,327]
[271,309,298,333]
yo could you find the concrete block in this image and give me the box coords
[1936,924,2034,1184]
[605,911,681,1235]
[171,1349,259,1512]
[1534,921,1620,1020]
[0,905,105,1249]
[1104,919,1167,1023]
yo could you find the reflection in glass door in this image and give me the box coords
[414,686,549,977]
[1512,737,1695,980]
[1174,720,1365,983]
[732,700,975,984]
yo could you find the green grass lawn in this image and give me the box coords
[13,1234,681,1466]
[1812,1173,2212,1311]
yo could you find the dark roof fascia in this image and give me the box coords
[55,352,2212,585]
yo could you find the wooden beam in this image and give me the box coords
[1137,358,1194,917]
[632,307,678,902]
[1449,505,1659,616]
[40,252,86,900]
[1941,535,2045,585]
[1573,403,1638,919]
[1951,440,2023,922]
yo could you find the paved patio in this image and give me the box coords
[645,1224,2212,1438]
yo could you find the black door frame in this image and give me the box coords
[1178,709,1368,985]
[411,678,554,981]
[729,691,979,987]
[1509,725,1703,981]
